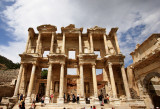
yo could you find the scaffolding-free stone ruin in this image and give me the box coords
[11,24,147,108]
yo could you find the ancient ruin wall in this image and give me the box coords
[0,69,19,101]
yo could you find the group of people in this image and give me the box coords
[98,94,110,106]
[17,93,109,109]
[89,106,96,109]
[64,93,80,103]
[18,93,37,109]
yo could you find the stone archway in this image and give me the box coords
[143,72,160,108]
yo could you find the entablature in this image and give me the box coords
[131,50,160,70]
[48,54,67,64]
[78,53,97,65]
[104,54,125,65]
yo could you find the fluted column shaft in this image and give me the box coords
[13,64,24,97]
[80,64,85,97]
[62,33,65,53]
[26,64,36,103]
[79,32,82,54]
[50,32,55,53]
[59,63,64,98]
[103,34,109,55]
[36,33,41,53]
[121,64,131,99]
[108,63,117,98]
[45,64,53,98]
[89,33,94,53]
[92,64,98,98]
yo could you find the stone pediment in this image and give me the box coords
[37,24,57,33]
[87,26,106,33]
[61,24,83,33]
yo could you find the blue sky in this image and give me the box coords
[0,0,160,67]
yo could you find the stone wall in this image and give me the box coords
[0,69,19,102]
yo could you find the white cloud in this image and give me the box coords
[0,0,160,66]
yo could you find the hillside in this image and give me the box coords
[0,55,20,70]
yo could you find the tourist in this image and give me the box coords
[106,94,109,104]
[90,106,92,109]
[101,94,104,106]
[67,93,70,103]
[93,106,96,109]
[20,94,23,101]
[19,100,22,109]
[72,94,76,103]
[50,94,54,103]
[41,96,45,107]
[36,94,39,102]
[20,97,25,109]
[64,93,66,103]
[99,94,102,105]
[77,94,79,103]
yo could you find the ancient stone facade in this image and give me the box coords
[10,24,147,108]
[127,34,160,108]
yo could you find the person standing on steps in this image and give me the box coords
[41,96,45,107]
[64,93,66,103]
[77,94,79,104]
[50,94,54,103]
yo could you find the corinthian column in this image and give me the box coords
[121,64,131,99]
[89,33,94,53]
[13,64,24,98]
[103,34,109,55]
[57,63,65,104]
[79,32,82,54]
[103,67,110,93]
[36,33,41,53]
[108,62,117,99]
[62,32,65,54]
[50,32,55,54]
[25,64,36,103]
[79,64,85,104]
[92,64,99,104]
[45,64,53,103]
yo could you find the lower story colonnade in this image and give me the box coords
[13,61,132,104]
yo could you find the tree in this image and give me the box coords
[41,69,48,79]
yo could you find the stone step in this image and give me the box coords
[13,103,114,109]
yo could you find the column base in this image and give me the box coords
[80,97,86,104]
[44,97,50,103]
[127,97,132,101]
[94,97,100,104]
[12,95,18,98]
[57,97,64,104]
[25,97,31,103]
